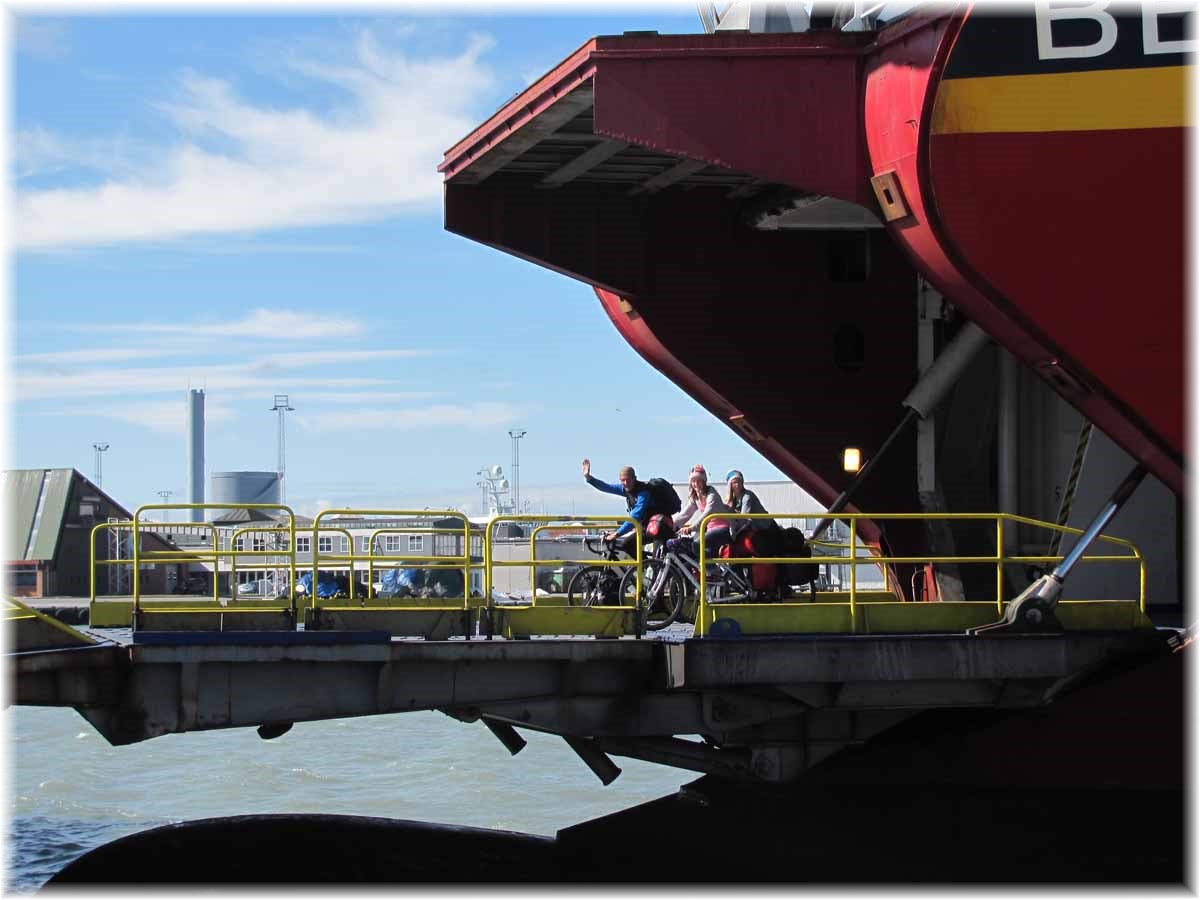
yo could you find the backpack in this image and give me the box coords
[645,477,683,516]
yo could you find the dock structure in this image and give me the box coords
[7,500,1175,785]
[9,609,1171,784]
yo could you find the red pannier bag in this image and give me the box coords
[720,532,778,591]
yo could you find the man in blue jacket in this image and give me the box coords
[581,458,667,557]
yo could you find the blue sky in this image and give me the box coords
[8,6,793,520]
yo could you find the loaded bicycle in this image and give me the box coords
[566,533,687,631]
[565,535,634,607]
[616,520,757,629]
[620,514,820,626]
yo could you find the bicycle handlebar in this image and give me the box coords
[584,535,612,557]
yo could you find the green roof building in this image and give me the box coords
[4,468,174,598]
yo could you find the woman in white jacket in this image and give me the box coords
[668,465,733,557]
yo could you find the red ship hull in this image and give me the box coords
[865,7,1186,491]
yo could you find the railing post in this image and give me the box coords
[89,522,102,602]
[461,514,471,622]
[288,513,296,623]
[368,535,375,601]
[996,516,1005,613]
[529,526,540,606]
[483,519,494,639]
[310,515,320,615]
[132,512,141,615]
[698,518,708,637]
[849,520,857,632]
[635,524,644,638]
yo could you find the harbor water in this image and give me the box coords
[6,704,695,890]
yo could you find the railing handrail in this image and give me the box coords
[485,515,643,628]
[312,509,471,609]
[696,511,1145,636]
[133,503,297,618]
[90,519,222,602]
[98,505,1144,640]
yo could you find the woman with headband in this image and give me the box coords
[668,464,732,557]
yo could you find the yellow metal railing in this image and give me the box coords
[132,503,298,618]
[361,527,479,601]
[310,510,471,609]
[695,511,1144,636]
[523,521,635,604]
[91,505,1144,639]
[90,519,223,602]
[228,525,295,596]
[486,514,642,618]
[304,525,355,605]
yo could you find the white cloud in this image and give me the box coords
[14,27,496,249]
[283,390,440,403]
[13,308,446,401]
[14,126,152,181]
[256,349,436,367]
[296,401,520,432]
[88,308,365,340]
[15,363,394,401]
[14,347,179,364]
[54,398,237,436]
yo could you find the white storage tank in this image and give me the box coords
[210,471,282,513]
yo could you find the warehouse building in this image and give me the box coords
[4,468,176,598]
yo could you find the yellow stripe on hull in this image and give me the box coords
[932,65,1189,134]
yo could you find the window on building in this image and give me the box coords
[385,535,402,553]
[253,535,266,551]
[318,536,333,554]
[433,534,455,557]
[470,535,483,558]
[408,535,424,553]
[296,536,311,553]
[13,569,36,588]
[361,536,372,553]
[233,537,245,551]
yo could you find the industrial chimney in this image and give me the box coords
[187,389,205,522]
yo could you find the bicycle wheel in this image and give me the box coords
[619,563,685,630]
[707,568,751,604]
[567,566,620,607]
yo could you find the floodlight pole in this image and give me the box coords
[157,489,173,522]
[92,443,110,488]
[509,430,526,516]
[270,395,295,505]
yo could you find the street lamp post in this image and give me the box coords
[92,443,110,488]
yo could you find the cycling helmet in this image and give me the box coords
[645,513,675,539]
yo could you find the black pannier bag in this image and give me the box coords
[779,527,818,587]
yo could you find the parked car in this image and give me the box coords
[173,574,208,595]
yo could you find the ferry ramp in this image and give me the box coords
[8,502,1175,786]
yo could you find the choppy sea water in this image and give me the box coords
[6,705,695,891]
